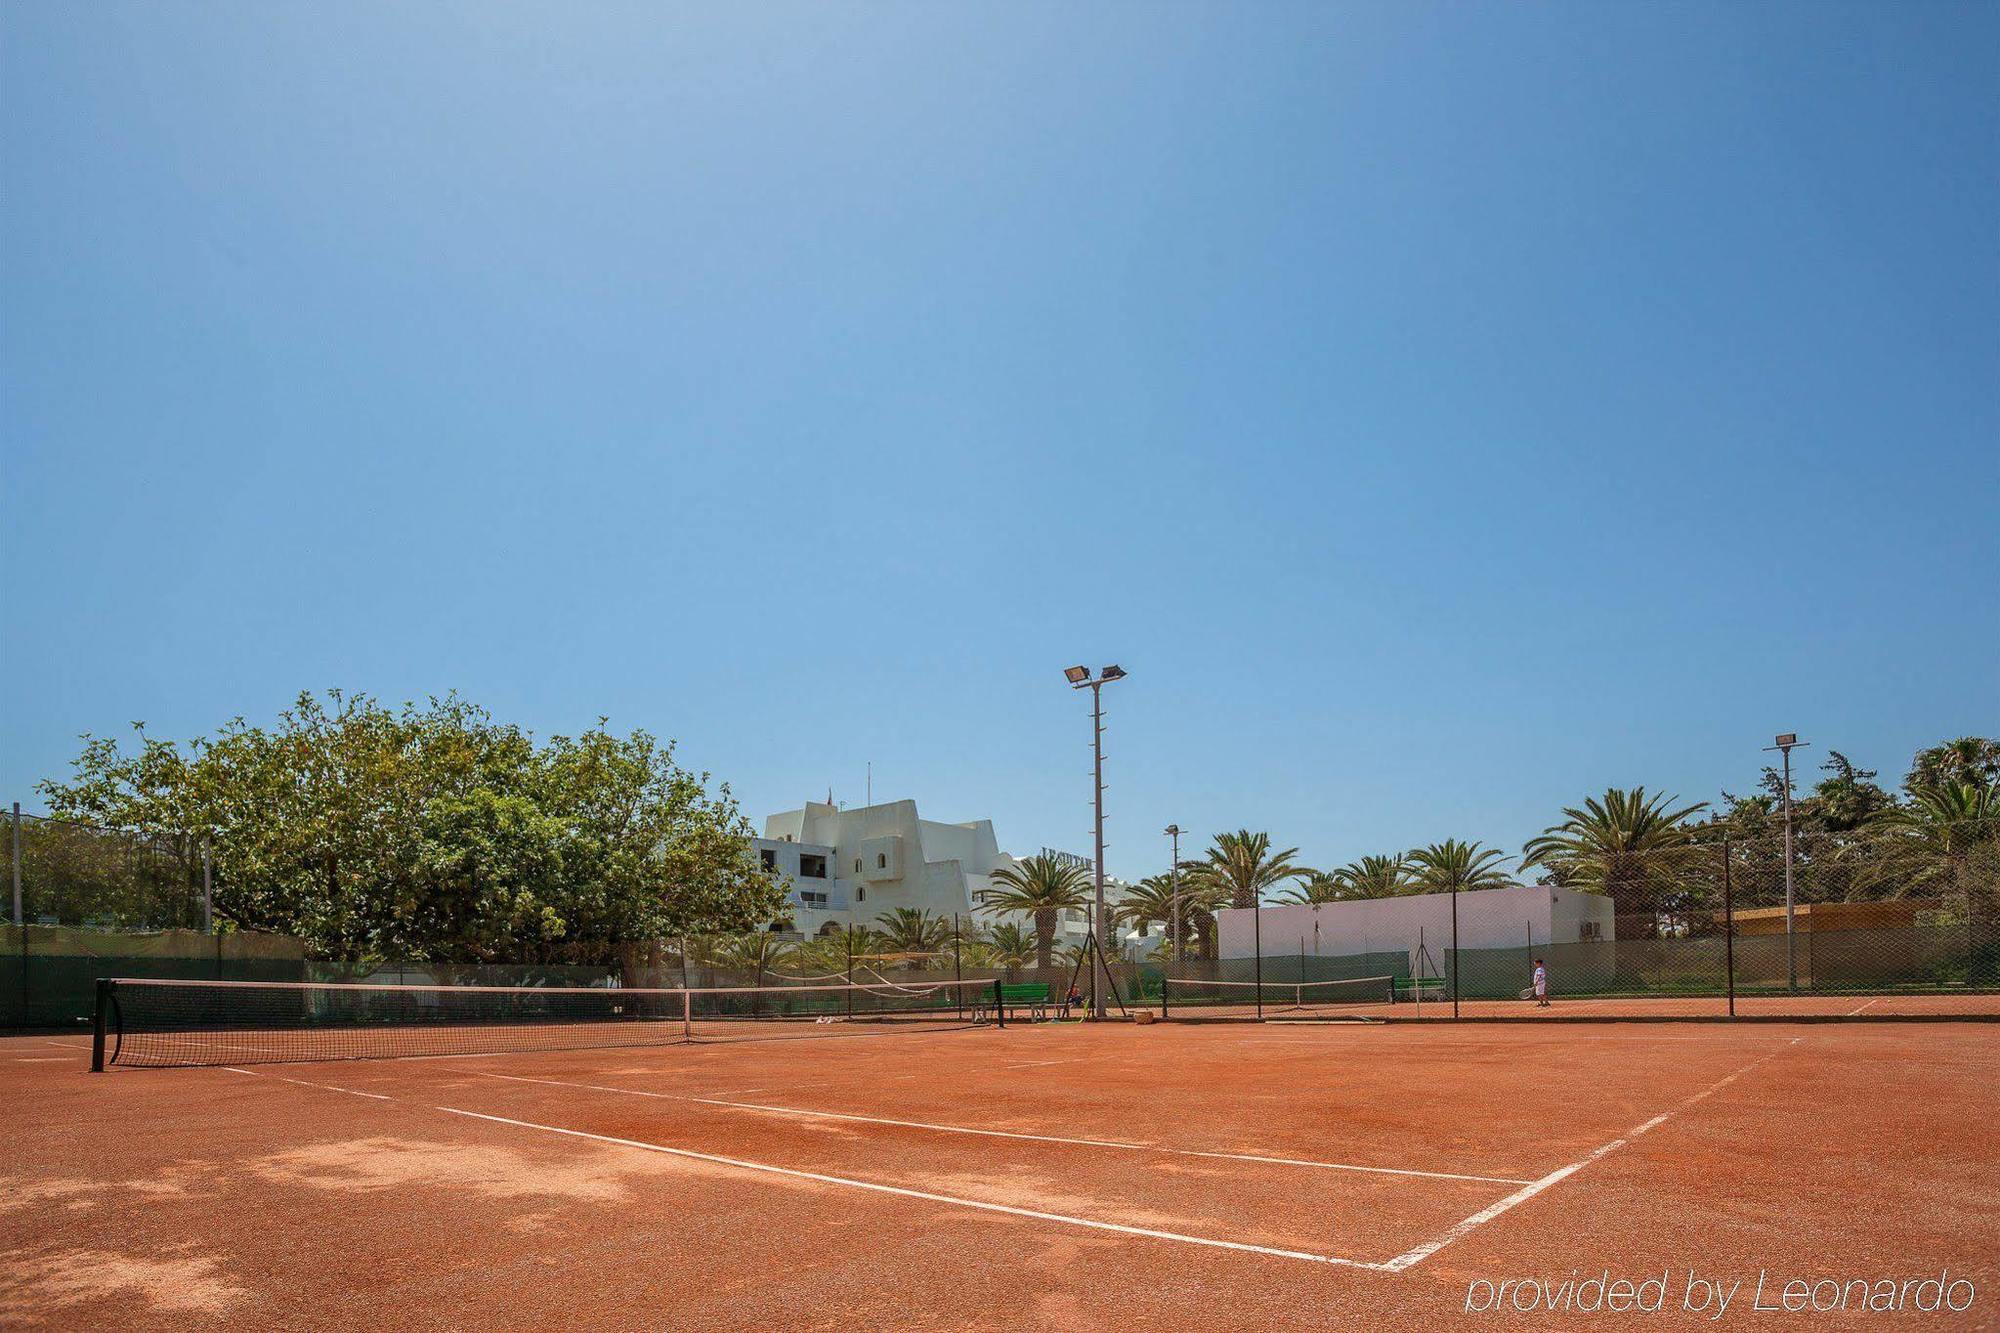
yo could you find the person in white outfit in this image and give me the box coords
[1532,959,1549,1007]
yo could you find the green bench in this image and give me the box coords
[999,982,1052,1022]
[1393,976,1446,1003]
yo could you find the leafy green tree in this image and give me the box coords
[1197,830,1312,910]
[36,690,788,971]
[1407,839,1514,894]
[1811,752,1894,832]
[977,853,1091,969]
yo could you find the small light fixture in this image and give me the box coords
[1100,664,1126,681]
[1064,666,1090,684]
[1774,733,1796,747]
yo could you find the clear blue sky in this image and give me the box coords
[4,3,1995,882]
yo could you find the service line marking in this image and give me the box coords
[1847,997,1883,1016]
[1374,1037,1804,1272]
[470,1070,1534,1185]
[223,1067,391,1100]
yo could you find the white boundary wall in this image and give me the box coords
[1217,884,1613,971]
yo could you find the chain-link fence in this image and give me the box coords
[1189,819,2000,1020]
[12,802,1993,1028]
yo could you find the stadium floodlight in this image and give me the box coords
[1064,665,1090,684]
[1101,664,1127,681]
[1775,733,1797,747]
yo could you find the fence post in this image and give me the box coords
[1721,835,1735,1020]
[10,802,20,926]
[1252,896,1264,1020]
[1450,883,1461,1020]
[201,839,213,935]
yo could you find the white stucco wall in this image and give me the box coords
[1217,884,1615,969]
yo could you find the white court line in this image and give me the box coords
[435,1105,1380,1268]
[471,1071,1534,1186]
[220,1064,1380,1269]
[222,1067,391,1100]
[14,1056,74,1062]
[1375,1037,1804,1272]
[1003,1058,1083,1069]
[1847,997,1883,1016]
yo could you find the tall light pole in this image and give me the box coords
[1066,664,1127,1018]
[1164,824,1182,967]
[1764,733,1808,992]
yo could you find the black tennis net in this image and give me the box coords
[1160,974,1396,1020]
[91,976,1004,1069]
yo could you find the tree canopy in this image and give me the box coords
[36,690,788,968]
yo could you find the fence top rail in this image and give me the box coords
[96,976,994,997]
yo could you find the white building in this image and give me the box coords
[1216,883,1613,973]
[753,798,1128,948]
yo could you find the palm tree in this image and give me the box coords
[873,906,951,961]
[1407,839,1515,895]
[694,931,793,985]
[1275,871,1346,905]
[1857,782,2000,904]
[1113,875,1180,936]
[1907,738,2000,793]
[972,921,1038,977]
[1340,854,1413,899]
[977,853,1092,969]
[1199,830,1312,910]
[1520,788,1707,929]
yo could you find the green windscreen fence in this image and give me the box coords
[3,926,307,1029]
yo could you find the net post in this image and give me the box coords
[1160,975,1170,1020]
[681,986,692,1043]
[990,977,1004,1028]
[91,978,110,1072]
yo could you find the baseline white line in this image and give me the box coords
[1847,997,1883,1016]
[1376,1038,1804,1272]
[434,1105,1381,1268]
[470,1070,1533,1186]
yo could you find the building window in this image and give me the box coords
[854,859,863,874]
[759,849,776,871]
[876,853,887,869]
[799,854,827,879]
[857,887,866,902]
[799,890,828,908]
[1579,921,1602,941]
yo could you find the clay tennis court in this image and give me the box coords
[5,1013,1997,1328]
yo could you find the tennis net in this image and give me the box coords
[91,975,1004,1069]
[1160,975,1395,1020]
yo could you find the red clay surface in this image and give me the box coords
[4,1018,1997,1329]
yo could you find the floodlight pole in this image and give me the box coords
[1067,665,1127,1020]
[1089,680,1109,1018]
[1165,824,1182,966]
[1765,734,1807,992]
